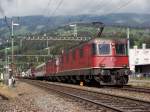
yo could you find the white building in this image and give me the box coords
[129,44,150,75]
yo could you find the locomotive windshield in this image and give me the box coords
[115,44,127,55]
[98,44,110,55]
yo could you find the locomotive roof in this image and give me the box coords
[88,38,127,43]
[64,38,127,52]
[35,63,46,69]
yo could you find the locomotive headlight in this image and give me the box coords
[99,64,105,67]
[123,64,127,68]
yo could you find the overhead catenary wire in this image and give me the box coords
[37,0,52,28]
[4,16,12,35]
[47,0,60,15]
[28,0,64,35]
[52,0,64,15]
[91,0,112,13]
[66,0,104,25]
[46,0,64,25]
[70,0,118,23]
[103,0,135,16]
[99,0,135,29]
[42,0,53,16]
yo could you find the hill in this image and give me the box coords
[0,13,150,39]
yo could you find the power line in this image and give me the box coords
[37,0,52,27]
[47,0,60,16]
[116,0,135,12]
[89,0,112,13]
[4,16,11,35]
[43,0,53,16]
[104,0,135,15]
[50,0,64,16]
[46,0,64,25]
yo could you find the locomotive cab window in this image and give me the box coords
[115,44,127,55]
[91,43,97,55]
[98,44,110,55]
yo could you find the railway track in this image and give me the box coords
[121,86,150,94]
[0,94,8,100]
[22,79,150,112]
[105,85,150,94]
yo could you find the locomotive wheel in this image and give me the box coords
[70,76,77,84]
[116,76,127,86]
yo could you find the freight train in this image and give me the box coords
[25,38,130,86]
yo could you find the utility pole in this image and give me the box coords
[45,47,50,55]
[11,19,19,76]
[70,24,77,37]
[127,28,130,54]
[47,47,50,55]
[4,48,10,84]
[46,38,49,48]
[11,20,14,64]
[20,39,23,48]
[5,48,9,71]
[127,27,131,75]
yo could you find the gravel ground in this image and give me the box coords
[0,81,107,112]
[46,81,150,103]
[1,79,149,112]
[0,95,3,100]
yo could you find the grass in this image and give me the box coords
[0,83,18,98]
[129,77,150,88]
[130,77,150,80]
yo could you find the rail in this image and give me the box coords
[22,79,150,112]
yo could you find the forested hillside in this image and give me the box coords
[0,13,150,38]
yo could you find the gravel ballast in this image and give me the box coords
[1,79,149,112]
[0,81,104,112]
[45,81,150,102]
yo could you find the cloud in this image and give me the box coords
[0,0,150,18]
[0,0,15,16]
[0,0,5,16]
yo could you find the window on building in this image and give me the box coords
[98,44,110,55]
[144,51,149,54]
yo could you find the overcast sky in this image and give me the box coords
[0,0,150,18]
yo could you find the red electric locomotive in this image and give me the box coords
[46,38,130,86]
